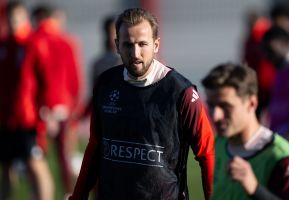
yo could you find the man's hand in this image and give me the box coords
[228,156,258,195]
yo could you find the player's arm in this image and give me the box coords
[179,86,215,200]
[229,156,287,200]
[250,185,281,200]
[265,157,289,200]
[69,86,101,199]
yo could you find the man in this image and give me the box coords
[18,4,83,195]
[201,63,289,200]
[81,15,122,119]
[70,8,214,200]
[270,2,289,33]
[0,1,54,200]
[91,15,122,84]
[262,26,289,140]
[240,11,272,120]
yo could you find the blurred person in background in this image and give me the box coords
[270,1,289,33]
[263,26,289,140]
[81,15,122,119]
[240,7,273,121]
[202,63,289,200]
[0,1,54,200]
[241,2,289,123]
[70,8,215,200]
[241,8,271,77]
[263,26,289,71]
[18,3,84,196]
[91,15,122,86]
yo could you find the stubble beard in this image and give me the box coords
[127,58,153,78]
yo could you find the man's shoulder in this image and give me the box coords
[271,134,289,155]
[101,64,123,74]
[98,65,124,81]
[92,65,123,92]
[165,67,193,87]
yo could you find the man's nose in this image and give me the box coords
[130,45,141,58]
[211,106,224,122]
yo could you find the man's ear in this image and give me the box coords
[248,95,258,113]
[115,39,120,53]
[154,37,160,53]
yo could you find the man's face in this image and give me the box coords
[115,20,160,78]
[267,39,288,67]
[205,87,252,138]
[8,6,29,34]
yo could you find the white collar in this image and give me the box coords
[123,59,171,87]
[228,126,273,157]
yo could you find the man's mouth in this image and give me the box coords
[130,59,142,65]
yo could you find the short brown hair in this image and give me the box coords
[6,1,25,18]
[115,8,159,40]
[201,63,258,98]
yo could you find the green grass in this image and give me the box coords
[187,151,205,200]
[5,144,203,200]
[11,138,65,200]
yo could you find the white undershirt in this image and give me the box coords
[123,59,171,87]
[228,126,273,157]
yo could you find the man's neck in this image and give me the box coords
[227,120,273,157]
[228,126,273,157]
[229,118,260,146]
[123,59,171,87]
[127,60,154,81]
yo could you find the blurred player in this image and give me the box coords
[18,3,84,195]
[263,26,289,140]
[0,1,54,199]
[202,63,289,200]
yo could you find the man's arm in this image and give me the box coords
[179,87,215,200]
[267,157,289,200]
[229,156,289,200]
[250,185,281,200]
[69,134,100,199]
[69,89,101,199]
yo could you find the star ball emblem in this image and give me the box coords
[109,90,120,102]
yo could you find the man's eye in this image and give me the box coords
[139,42,147,47]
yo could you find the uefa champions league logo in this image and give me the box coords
[102,89,122,114]
[109,90,120,102]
